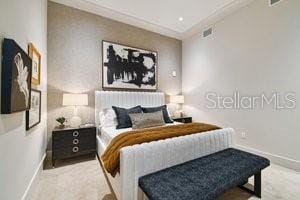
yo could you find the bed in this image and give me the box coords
[95,91,235,200]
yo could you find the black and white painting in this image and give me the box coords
[26,89,41,130]
[102,41,157,90]
[1,38,32,114]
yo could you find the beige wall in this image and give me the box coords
[182,0,300,169]
[0,0,48,199]
[47,2,182,148]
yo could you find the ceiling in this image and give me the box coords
[50,0,254,39]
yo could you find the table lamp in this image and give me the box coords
[63,93,88,127]
[170,95,185,118]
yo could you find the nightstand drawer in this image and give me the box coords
[52,135,95,149]
[52,143,96,160]
[53,128,95,141]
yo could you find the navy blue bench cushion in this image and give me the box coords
[139,148,270,200]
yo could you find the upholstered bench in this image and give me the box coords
[139,148,270,200]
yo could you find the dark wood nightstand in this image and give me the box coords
[52,126,96,167]
[172,116,192,123]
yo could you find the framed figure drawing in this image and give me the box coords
[1,38,32,114]
[102,41,157,91]
[28,43,41,85]
[26,89,41,130]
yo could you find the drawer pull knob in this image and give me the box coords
[73,139,79,145]
[73,131,79,137]
[72,146,79,153]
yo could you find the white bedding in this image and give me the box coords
[99,122,182,147]
[99,126,129,146]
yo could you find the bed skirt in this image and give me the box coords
[97,127,235,200]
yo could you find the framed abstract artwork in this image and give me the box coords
[26,89,41,130]
[102,41,158,91]
[1,38,32,114]
[28,43,41,85]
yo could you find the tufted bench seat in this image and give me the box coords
[139,148,270,200]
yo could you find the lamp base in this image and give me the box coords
[70,116,82,128]
[173,110,183,118]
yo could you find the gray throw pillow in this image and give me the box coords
[129,111,165,129]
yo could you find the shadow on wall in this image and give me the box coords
[183,84,222,125]
[0,113,24,136]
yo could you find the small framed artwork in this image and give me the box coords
[26,89,41,130]
[102,40,158,91]
[1,38,32,114]
[28,43,41,85]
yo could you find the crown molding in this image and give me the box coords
[50,0,182,39]
[50,0,255,40]
[182,0,255,39]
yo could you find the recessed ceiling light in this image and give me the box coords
[178,17,183,21]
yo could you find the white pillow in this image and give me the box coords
[99,108,117,127]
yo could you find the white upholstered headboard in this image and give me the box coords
[95,91,165,127]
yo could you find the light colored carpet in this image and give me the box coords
[29,155,300,200]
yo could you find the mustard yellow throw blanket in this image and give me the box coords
[101,122,220,176]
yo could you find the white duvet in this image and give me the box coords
[99,122,182,147]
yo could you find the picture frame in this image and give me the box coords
[26,89,41,130]
[1,38,32,114]
[28,43,41,85]
[102,40,158,91]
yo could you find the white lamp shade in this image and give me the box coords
[63,93,88,106]
[170,95,184,104]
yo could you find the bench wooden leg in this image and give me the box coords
[239,171,262,198]
[254,171,261,198]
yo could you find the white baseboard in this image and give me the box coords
[21,153,46,200]
[235,145,300,172]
